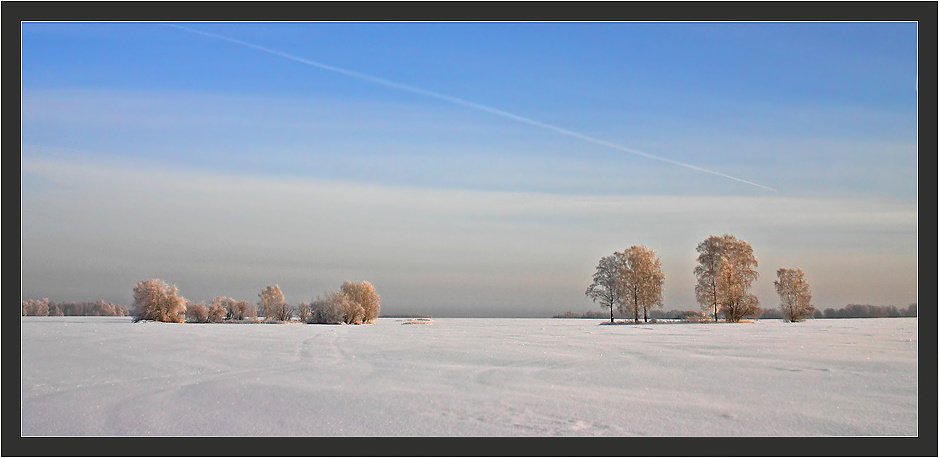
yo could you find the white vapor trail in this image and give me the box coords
[168,24,776,192]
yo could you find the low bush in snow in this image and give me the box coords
[309,292,347,324]
[186,303,209,323]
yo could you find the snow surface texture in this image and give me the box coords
[21,317,916,436]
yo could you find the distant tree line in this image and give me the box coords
[554,309,700,320]
[131,278,380,325]
[22,298,129,317]
[818,303,917,319]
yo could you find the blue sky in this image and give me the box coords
[21,22,917,317]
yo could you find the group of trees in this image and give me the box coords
[22,298,129,317]
[587,234,820,324]
[308,281,381,324]
[130,278,380,325]
[585,245,666,323]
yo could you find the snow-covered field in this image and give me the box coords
[21,317,917,436]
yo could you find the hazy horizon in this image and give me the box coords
[21,22,917,318]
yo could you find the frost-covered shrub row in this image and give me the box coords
[309,281,380,325]
[21,298,128,316]
[128,278,379,325]
[211,296,254,321]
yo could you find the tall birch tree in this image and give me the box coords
[620,245,666,323]
[694,234,760,322]
[774,268,813,322]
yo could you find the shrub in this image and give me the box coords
[258,285,291,321]
[133,279,187,323]
[186,302,209,323]
[340,280,380,324]
[207,301,226,323]
[309,292,347,324]
[297,301,311,322]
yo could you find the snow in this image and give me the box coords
[20,317,917,436]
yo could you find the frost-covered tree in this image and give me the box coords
[217,297,253,321]
[258,285,290,321]
[133,279,187,323]
[234,300,253,320]
[186,302,209,323]
[297,301,311,322]
[309,291,348,324]
[694,235,760,322]
[211,296,236,320]
[774,268,813,322]
[620,246,666,323]
[340,281,380,324]
[716,256,762,322]
[207,300,227,323]
[585,254,626,323]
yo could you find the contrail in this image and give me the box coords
[168,24,776,192]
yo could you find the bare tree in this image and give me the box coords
[585,254,626,323]
[340,281,380,324]
[133,279,187,323]
[620,246,666,323]
[774,267,813,322]
[258,285,290,321]
[694,235,760,322]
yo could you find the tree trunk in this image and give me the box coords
[633,289,639,323]
[643,308,648,323]
[610,303,614,323]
